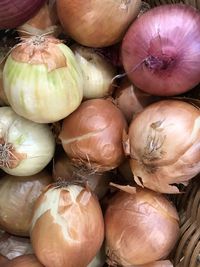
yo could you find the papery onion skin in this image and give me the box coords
[59,99,128,172]
[72,44,116,99]
[0,107,55,176]
[1,254,44,267]
[125,99,200,194]
[121,4,200,96]
[56,0,141,47]
[0,0,46,29]
[3,36,83,123]
[0,170,52,236]
[105,188,179,266]
[30,184,105,267]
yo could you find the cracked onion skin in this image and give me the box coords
[56,0,141,47]
[59,99,128,172]
[125,99,200,193]
[105,188,179,266]
[30,184,104,267]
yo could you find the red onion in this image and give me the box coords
[121,4,200,96]
[0,0,46,29]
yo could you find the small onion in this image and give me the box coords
[0,107,55,176]
[3,36,83,123]
[124,99,200,193]
[121,4,200,96]
[59,99,128,172]
[1,255,44,267]
[30,183,104,267]
[0,0,46,29]
[56,0,141,47]
[71,44,116,99]
[0,170,52,236]
[105,187,179,266]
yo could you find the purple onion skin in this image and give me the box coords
[121,4,200,96]
[0,0,46,29]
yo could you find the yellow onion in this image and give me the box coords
[30,183,105,267]
[0,107,55,176]
[71,44,116,99]
[0,234,33,259]
[1,254,44,267]
[53,151,112,199]
[3,36,83,123]
[105,187,179,266]
[0,170,52,236]
[59,99,128,172]
[56,0,141,47]
[17,1,61,37]
[124,99,200,193]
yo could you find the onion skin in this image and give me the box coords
[30,184,105,267]
[0,171,52,236]
[59,99,128,172]
[0,0,46,29]
[125,99,200,193]
[1,254,44,267]
[121,4,200,96]
[56,0,141,47]
[105,188,179,266]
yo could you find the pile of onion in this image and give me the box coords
[56,0,142,47]
[1,254,44,267]
[105,187,179,266]
[0,170,52,236]
[124,99,200,193]
[30,183,104,267]
[59,99,128,172]
[121,4,200,96]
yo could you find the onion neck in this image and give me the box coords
[144,54,175,71]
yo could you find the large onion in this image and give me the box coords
[124,99,200,193]
[0,170,52,236]
[121,4,200,96]
[59,99,128,172]
[30,183,104,267]
[0,0,46,29]
[56,0,141,47]
[105,187,179,266]
[1,255,44,267]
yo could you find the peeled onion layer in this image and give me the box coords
[3,36,83,123]
[1,254,44,267]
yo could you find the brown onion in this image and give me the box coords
[56,0,141,47]
[105,187,179,266]
[59,99,128,172]
[0,170,52,236]
[1,254,44,267]
[53,151,112,199]
[114,78,160,123]
[30,183,104,267]
[124,99,200,193]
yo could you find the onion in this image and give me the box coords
[114,78,160,123]
[3,36,83,123]
[121,4,200,96]
[0,107,55,176]
[0,170,52,236]
[105,187,179,266]
[56,0,141,47]
[0,0,46,29]
[1,255,44,267]
[0,234,33,259]
[30,183,104,267]
[53,151,112,199]
[124,99,200,193]
[71,44,116,99]
[59,99,128,172]
[17,1,61,37]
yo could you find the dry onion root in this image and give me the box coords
[124,99,200,193]
[59,99,128,173]
[30,183,105,267]
[105,187,179,266]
